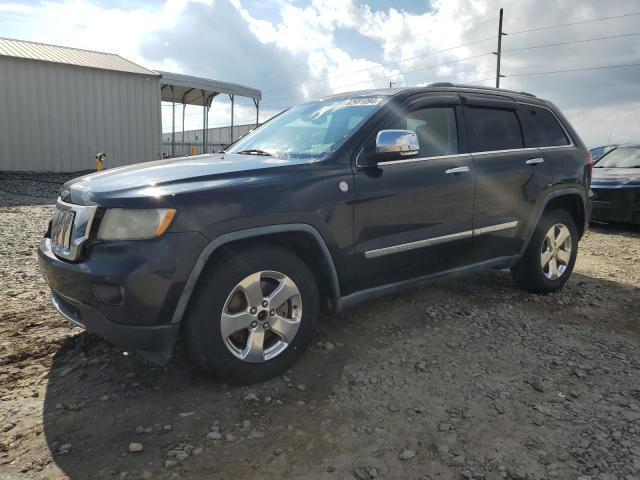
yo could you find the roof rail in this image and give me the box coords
[426,82,536,98]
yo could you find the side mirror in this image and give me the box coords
[358,129,420,167]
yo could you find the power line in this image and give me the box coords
[260,52,493,107]
[229,0,556,85]
[260,36,495,96]
[503,31,640,53]
[505,61,640,77]
[262,14,640,101]
[508,11,640,35]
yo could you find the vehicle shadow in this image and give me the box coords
[589,220,640,236]
[41,316,352,479]
[41,267,640,479]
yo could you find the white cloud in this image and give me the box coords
[2,0,640,145]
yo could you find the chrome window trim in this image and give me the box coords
[470,147,539,156]
[51,197,97,261]
[377,152,470,167]
[364,220,519,259]
[357,101,575,168]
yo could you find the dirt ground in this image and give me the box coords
[1,204,639,480]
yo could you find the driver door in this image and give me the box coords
[352,93,476,290]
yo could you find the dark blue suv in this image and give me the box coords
[38,84,592,383]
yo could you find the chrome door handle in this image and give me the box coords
[526,157,544,165]
[445,166,470,174]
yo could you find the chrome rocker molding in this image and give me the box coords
[364,220,518,259]
[336,255,518,312]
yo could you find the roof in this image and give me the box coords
[321,83,540,103]
[159,71,261,105]
[0,37,158,76]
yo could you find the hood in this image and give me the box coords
[62,153,311,205]
[591,167,640,188]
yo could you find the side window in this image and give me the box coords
[520,105,570,147]
[397,106,459,157]
[465,107,523,152]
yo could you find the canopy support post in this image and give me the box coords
[171,85,175,158]
[253,98,259,128]
[181,88,193,157]
[229,94,235,144]
[201,89,206,154]
[181,104,186,156]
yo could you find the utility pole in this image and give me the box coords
[494,8,507,88]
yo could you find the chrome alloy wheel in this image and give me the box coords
[540,223,572,280]
[220,271,302,363]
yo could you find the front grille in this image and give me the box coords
[51,207,76,250]
[48,198,97,261]
[592,188,639,203]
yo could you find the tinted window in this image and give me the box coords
[397,106,459,157]
[465,107,523,152]
[521,105,569,147]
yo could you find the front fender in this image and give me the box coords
[169,223,341,325]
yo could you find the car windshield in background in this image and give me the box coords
[595,146,640,168]
[226,96,388,159]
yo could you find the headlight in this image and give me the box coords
[97,209,176,240]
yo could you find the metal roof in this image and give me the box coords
[0,37,158,76]
[159,71,262,105]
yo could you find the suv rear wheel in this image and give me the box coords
[511,209,578,294]
[184,245,319,383]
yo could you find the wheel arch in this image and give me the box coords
[170,224,341,325]
[520,188,588,256]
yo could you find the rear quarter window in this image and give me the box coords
[465,107,524,152]
[520,105,570,147]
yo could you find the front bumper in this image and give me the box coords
[591,202,640,224]
[38,232,207,354]
[50,289,180,354]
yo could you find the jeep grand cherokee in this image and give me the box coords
[39,84,592,383]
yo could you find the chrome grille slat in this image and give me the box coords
[49,198,97,261]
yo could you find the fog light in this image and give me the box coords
[92,284,124,306]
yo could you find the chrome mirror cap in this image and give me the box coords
[375,129,420,156]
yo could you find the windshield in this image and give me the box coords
[595,147,640,168]
[226,95,388,159]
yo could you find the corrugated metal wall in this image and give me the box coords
[0,56,161,172]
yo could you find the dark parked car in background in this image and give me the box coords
[590,144,617,163]
[591,144,640,224]
[38,84,591,383]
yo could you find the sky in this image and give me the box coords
[1,0,640,146]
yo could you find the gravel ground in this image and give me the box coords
[0,172,91,207]
[1,200,639,480]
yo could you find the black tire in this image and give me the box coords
[183,245,319,384]
[511,209,578,294]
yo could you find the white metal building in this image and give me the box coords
[0,38,261,172]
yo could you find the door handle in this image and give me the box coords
[445,166,470,174]
[526,157,544,165]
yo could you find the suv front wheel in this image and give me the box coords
[511,209,578,294]
[184,245,319,383]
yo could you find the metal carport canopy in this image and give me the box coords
[158,71,262,157]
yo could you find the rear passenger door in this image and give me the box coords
[517,102,575,188]
[462,95,553,262]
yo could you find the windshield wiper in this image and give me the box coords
[235,149,273,157]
